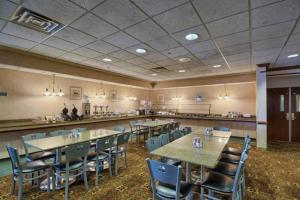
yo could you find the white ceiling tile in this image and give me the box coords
[294,20,300,34]
[92,0,147,29]
[43,37,80,51]
[252,20,295,42]
[125,19,166,42]
[172,25,210,45]
[0,0,17,20]
[274,56,300,67]
[162,46,189,58]
[221,43,250,56]
[94,55,120,63]
[72,47,103,58]
[206,12,249,38]
[193,0,248,23]
[146,35,179,51]
[70,0,104,10]
[225,53,249,62]
[252,36,286,51]
[103,31,140,49]
[54,27,97,46]
[126,57,151,65]
[201,54,224,65]
[252,0,300,28]
[59,52,88,62]
[86,40,120,54]
[2,22,48,42]
[109,50,137,60]
[287,33,300,46]
[23,0,85,24]
[186,40,216,53]
[153,3,201,33]
[30,44,66,57]
[132,0,187,16]
[194,49,219,59]
[143,52,169,62]
[0,33,37,50]
[215,31,249,48]
[71,13,118,39]
[81,58,104,68]
[139,62,160,69]
[113,61,136,68]
[155,58,177,66]
[252,55,276,65]
[0,19,6,30]
[251,0,283,9]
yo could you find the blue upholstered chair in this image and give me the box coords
[111,132,130,175]
[182,127,192,135]
[201,152,248,200]
[172,130,182,141]
[88,136,115,185]
[6,144,54,200]
[146,159,194,200]
[159,133,170,146]
[53,142,90,200]
[21,133,55,162]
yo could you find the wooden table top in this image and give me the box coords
[25,129,119,151]
[135,120,172,127]
[151,131,231,168]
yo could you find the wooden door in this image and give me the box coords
[267,88,289,141]
[291,87,300,142]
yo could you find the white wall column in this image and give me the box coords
[256,66,267,148]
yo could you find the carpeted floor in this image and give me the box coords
[0,141,299,200]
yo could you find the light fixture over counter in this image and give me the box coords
[128,86,137,101]
[218,84,231,100]
[172,88,182,101]
[43,74,64,97]
[95,82,106,99]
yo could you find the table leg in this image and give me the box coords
[200,165,205,183]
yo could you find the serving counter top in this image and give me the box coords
[0,114,256,133]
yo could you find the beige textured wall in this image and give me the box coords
[150,83,256,115]
[0,69,150,120]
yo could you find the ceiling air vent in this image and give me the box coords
[151,67,169,73]
[10,6,63,34]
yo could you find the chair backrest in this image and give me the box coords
[232,151,248,194]
[145,137,161,155]
[116,132,130,146]
[129,121,137,131]
[162,124,170,133]
[113,126,126,134]
[21,133,46,156]
[146,159,181,196]
[213,126,230,132]
[95,136,115,152]
[159,133,169,146]
[6,144,21,171]
[49,130,69,137]
[64,142,90,163]
[182,127,192,135]
[172,130,182,140]
[174,122,180,130]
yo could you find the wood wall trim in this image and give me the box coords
[0,46,152,89]
[153,72,256,89]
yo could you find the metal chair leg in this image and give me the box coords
[115,155,118,176]
[64,171,69,200]
[125,151,128,169]
[10,175,16,194]
[108,156,112,177]
[95,160,99,186]
[17,175,23,200]
[200,187,204,200]
[83,164,88,190]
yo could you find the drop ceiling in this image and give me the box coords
[0,0,299,81]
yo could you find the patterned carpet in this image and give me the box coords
[0,141,299,200]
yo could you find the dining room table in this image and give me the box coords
[24,128,120,190]
[151,130,232,183]
[134,120,173,138]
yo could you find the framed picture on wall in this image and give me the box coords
[70,86,82,100]
[157,94,164,104]
[109,90,119,101]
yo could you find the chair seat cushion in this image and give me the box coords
[21,160,51,173]
[111,147,125,154]
[28,151,55,161]
[223,147,242,156]
[201,172,233,193]
[160,158,181,166]
[54,158,83,171]
[212,162,237,177]
[156,181,194,199]
[87,152,108,161]
[220,153,241,164]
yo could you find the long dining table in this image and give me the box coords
[135,120,173,138]
[151,130,232,183]
[24,129,120,189]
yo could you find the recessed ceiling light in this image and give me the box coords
[151,73,157,76]
[185,33,198,41]
[178,69,186,73]
[136,48,147,54]
[287,54,299,58]
[102,58,112,62]
[179,57,191,62]
[213,64,222,68]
